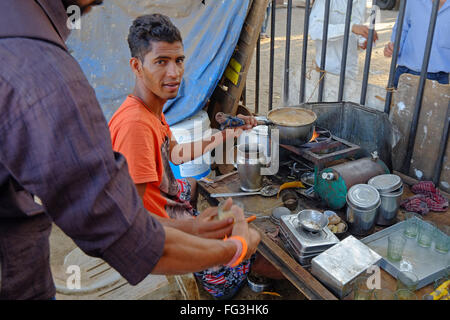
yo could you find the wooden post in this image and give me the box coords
[208,0,270,128]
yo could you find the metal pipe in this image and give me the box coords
[360,4,377,106]
[432,102,450,186]
[283,0,293,105]
[402,0,440,174]
[384,0,407,114]
[318,0,331,102]
[269,0,276,111]
[255,35,260,114]
[337,0,353,102]
[299,0,311,103]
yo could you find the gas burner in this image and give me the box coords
[301,126,332,148]
[280,134,360,169]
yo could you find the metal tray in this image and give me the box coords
[279,229,321,266]
[280,230,322,267]
[361,219,450,290]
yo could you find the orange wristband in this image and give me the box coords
[224,236,248,268]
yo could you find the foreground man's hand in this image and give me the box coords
[222,198,261,260]
[191,207,234,239]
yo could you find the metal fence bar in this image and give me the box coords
[283,0,293,104]
[433,102,450,186]
[255,35,261,114]
[360,4,377,106]
[384,0,407,114]
[337,0,353,102]
[318,0,331,102]
[402,0,440,174]
[299,0,311,103]
[269,0,276,111]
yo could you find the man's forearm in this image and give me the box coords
[151,212,195,234]
[151,226,236,274]
[172,130,227,164]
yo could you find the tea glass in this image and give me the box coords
[433,226,450,254]
[387,234,407,262]
[403,212,422,238]
[353,276,373,300]
[395,289,417,300]
[417,221,436,248]
[396,271,419,291]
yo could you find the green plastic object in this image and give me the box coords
[314,168,349,210]
[314,160,390,210]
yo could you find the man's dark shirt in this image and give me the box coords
[0,0,165,299]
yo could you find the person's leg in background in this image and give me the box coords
[427,71,449,85]
[260,3,271,38]
[394,66,449,88]
[393,65,416,88]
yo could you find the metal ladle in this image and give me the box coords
[210,185,279,198]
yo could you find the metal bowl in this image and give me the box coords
[297,209,328,232]
[247,274,272,293]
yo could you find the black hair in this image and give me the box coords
[127,14,183,61]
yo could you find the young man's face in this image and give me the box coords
[137,41,185,102]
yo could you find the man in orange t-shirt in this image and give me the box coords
[109,94,196,220]
[109,14,263,299]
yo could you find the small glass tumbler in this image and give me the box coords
[395,289,417,300]
[417,221,436,248]
[433,226,450,254]
[387,234,407,262]
[397,271,419,291]
[353,276,373,300]
[373,288,396,300]
[403,212,422,238]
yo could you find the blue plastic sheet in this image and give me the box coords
[67,0,250,125]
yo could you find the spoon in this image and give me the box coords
[210,185,279,198]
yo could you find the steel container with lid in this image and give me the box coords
[346,184,381,236]
[368,174,403,226]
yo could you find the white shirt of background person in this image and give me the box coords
[309,0,368,79]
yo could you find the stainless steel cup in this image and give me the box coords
[376,186,403,226]
[236,143,268,192]
[346,184,381,236]
[368,174,403,226]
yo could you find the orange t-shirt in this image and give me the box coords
[109,95,190,219]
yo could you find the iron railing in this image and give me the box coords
[250,0,448,185]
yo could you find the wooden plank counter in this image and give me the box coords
[198,172,450,300]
